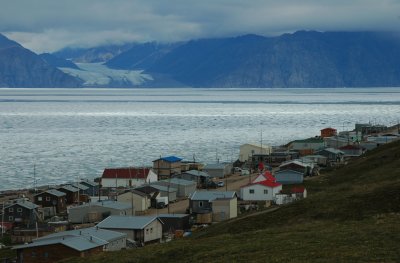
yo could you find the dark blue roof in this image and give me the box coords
[156,156,182,163]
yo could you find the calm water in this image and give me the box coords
[1,88,400,190]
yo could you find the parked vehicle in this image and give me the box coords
[217,181,225,187]
[241,169,250,176]
[206,181,218,189]
[156,202,167,209]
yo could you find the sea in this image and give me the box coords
[1,88,400,191]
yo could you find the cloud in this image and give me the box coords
[1,0,399,53]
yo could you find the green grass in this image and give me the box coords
[62,140,400,262]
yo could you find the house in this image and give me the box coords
[180,161,204,172]
[316,148,345,166]
[291,186,307,199]
[301,155,328,166]
[3,201,39,228]
[355,123,387,136]
[274,169,304,184]
[203,163,232,178]
[324,136,352,149]
[13,227,127,263]
[97,215,163,245]
[266,151,298,167]
[152,178,197,197]
[288,138,325,155]
[33,189,67,214]
[178,170,211,187]
[101,167,158,188]
[252,171,276,183]
[157,214,191,234]
[68,201,134,224]
[149,184,178,203]
[80,180,99,196]
[188,191,237,215]
[320,127,337,138]
[153,156,182,179]
[240,180,282,202]
[211,197,237,222]
[239,143,273,162]
[57,185,79,204]
[339,144,365,157]
[117,189,151,213]
[279,160,314,176]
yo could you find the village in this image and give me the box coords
[0,122,399,263]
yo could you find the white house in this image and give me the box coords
[239,143,272,162]
[240,180,282,201]
[101,167,158,188]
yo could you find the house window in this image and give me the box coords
[46,196,51,201]
[150,228,153,233]
[249,189,255,194]
[146,229,149,234]
[17,208,23,212]
[44,252,49,258]
[199,201,203,207]
[38,196,42,201]
[8,216,13,221]
[264,190,268,194]
[8,208,13,212]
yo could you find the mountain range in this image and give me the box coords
[1,31,400,88]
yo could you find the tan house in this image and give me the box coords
[239,143,272,162]
[153,156,182,179]
[211,197,237,222]
[117,189,151,214]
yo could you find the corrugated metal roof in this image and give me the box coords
[69,201,132,211]
[102,167,150,179]
[189,191,236,201]
[157,214,189,218]
[35,189,66,197]
[80,180,98,187]
[13,227,125,251]
[161,178,196,186]
[97,215,162,230]
[5,201,38,210]
[58,185,79,192]
[150,184,177,193]
[204,163,227,169]
[182,170,210,177]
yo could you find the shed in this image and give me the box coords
[157,214,191,234]
[211,197,237,222]
[118,189,151,213]
[149,184,177,203]
[68,201,134,224]
[189,191,236,214]
[203,163,232,178]
[97,215,163,245]
[179,170,211,187]
[152,178,197,197]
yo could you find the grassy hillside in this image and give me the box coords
[65,141,400,262]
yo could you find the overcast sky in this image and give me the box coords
[1,0,399,53]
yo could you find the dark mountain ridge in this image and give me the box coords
[0,33,82,88]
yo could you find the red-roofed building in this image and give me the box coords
[252,171,276,183]
[291,186,307,199]
[101,167,158,188]
[339,144,365,157]
[240,179,282,201]
[320,127,337,138]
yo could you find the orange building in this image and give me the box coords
[320,127,337,138]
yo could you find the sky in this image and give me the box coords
[1,0,399,53]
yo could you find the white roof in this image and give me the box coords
[189,191,236,201]
[97,215,162,230]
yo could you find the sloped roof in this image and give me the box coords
[275,169,304,176]
[204,163,228,169]
[150,184,177,193]
[35,189,66,197]
[13,227,125,251]
[189,191,236,201]
[241,179,282,189]
[279,160,312,168]
[161,178,196,186]
[80,180,98,187]
[102,167,150,179]
[5,201,38,210]
[97,215,162,230]
[182,170,210,177]
[69,201,132,211]
[321,127,337,131]
[157,214,189,219]
[153,156,182,163]
[318,148,345,154]
[291,186,306,193]
[58,185,79,193]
